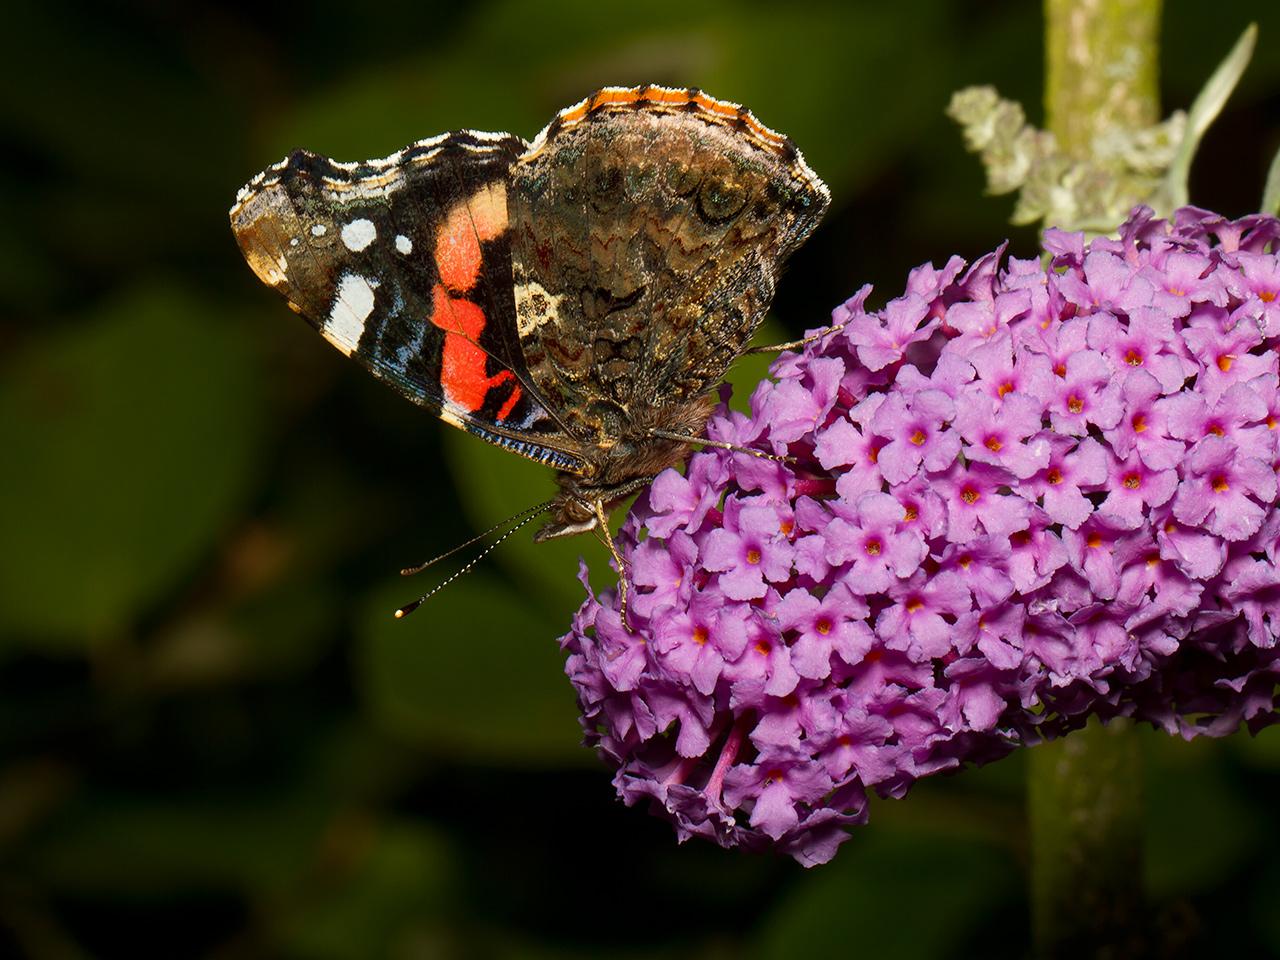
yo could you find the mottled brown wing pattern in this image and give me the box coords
[507,86,830,445]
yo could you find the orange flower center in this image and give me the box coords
[1212,475,1230,493]
[985,436,1003,451]
[1087,532,1103,548]
[903,504,919,522]
[1011,530,1031,547]
[906,598,924,613]
[864,539,882,556]
[910,429,927,446]
[1124,349,1143,366]
[692,626,709,646]
[1261,290,1276,303]
[998,381,1015,397]
[1123,472,1141,490]
[1217,354,1234,372]
[1054,363,1067,377]
[746,549,762,565]
[1066,395,1084,414]
[960,486,980,504]
[1132,414,1147,433]
[1046,467,1063,485]
[815,618,832,636]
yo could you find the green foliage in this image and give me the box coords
[0,285,264,646]
[1154,23,1259,212]
[357,572,585,764]
[754,831,1018,959]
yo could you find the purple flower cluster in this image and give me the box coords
[559,206,1280,866]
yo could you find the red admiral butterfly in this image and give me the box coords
[230,85,828,610]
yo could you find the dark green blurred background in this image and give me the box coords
[2,2,1280,957]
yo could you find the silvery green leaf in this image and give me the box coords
[1262,140,1280,216]
[1154,23,1257,212]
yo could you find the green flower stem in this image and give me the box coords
[1044,0,1162,158]
[1031,2,1160,956]
[1029,719,1145,958]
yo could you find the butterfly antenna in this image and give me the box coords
[399,497,555,576]
[393,504,550,619]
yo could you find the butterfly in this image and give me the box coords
[229,85,828,610]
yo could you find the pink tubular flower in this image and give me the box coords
[559,206,1280,866]
[822,491,928,594]
[844,293,938,371]
[1235,252,1280,333]
[870,389,960,484]
[700,496,795,600]
[1103,370,1184,470]
[1017,435,1108,529]
[954,387,1050,479]
[1172,435,1277,541]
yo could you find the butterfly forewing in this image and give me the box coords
[230,133,586,472]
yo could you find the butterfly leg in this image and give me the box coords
[593,498,632,631]
[743,323,846,355]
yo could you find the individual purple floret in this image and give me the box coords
[558,206,1280,867]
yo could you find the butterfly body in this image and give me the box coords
[230,86,828,540]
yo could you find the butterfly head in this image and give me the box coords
[533,471,663,542]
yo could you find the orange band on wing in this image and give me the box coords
[526,85,795,162]
[434,184,509,294]
[428,284,519,418]
[496,383,522,422]
[436,208,482,293]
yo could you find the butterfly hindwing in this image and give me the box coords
[230,133,586,473]
[507,87,829,444]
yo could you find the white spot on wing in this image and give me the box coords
[395,234,412,255]
[325,273,377,356]
[514,280,563,337]
[341,219,376,251]
[311,224,327,237]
